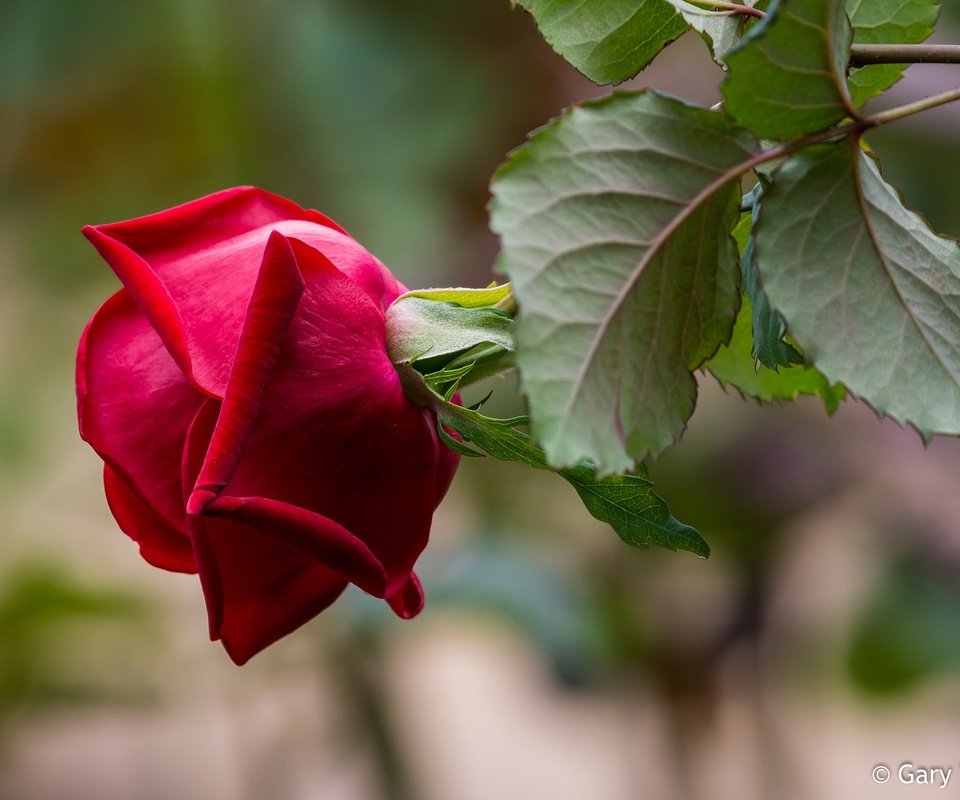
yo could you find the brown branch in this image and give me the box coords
[849,44,960,66]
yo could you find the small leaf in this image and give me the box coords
[722,0,855,139]
[491,90,758,472]
[847,0,940,107]
[560,464,709,555]
[423,363,476,390]
[513,0,688,84]
[664,0,760,62]
[385,297,514,365]
[397,283,512,308]
[739,186,804,369]
[705,292,846,411]
[755,141,960,437]
[437,402,708,557]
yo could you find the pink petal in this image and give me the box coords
[78,289,203,533]
[103,466,196,573]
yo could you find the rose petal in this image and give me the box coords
[103,466,196,573]
[201,495,389,597]
[197,236,443,582]
[78,289,203,532]
[188,231,305,502]
[192,511,349,665]
[386,572,425,619]
[83,188,400,397]
[183,399,348,665]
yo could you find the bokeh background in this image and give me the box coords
[2,2,960,798]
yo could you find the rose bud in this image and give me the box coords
[77,187,459,664]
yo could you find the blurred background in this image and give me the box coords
[2,1,960,798]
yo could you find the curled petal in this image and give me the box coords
[104,466,196,574]
[189,231,305,502]
[183,399,350,664]
[83,188,400,396]
[386,572,425,619]
[78,290,203,533]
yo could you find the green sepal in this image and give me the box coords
[396,283,512,308]
[385,296,514,366]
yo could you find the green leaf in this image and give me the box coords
[396,283,512,308]
[755,141,960,438]
[739,185,804,368]
[722,0,854,139]
[512,0,688,84]
[846,0,940,107]
[705,292,846,411]
[437,402,709,557]
[561,464,708,555]
[385,297,514,364]
[664,0,759,62]
[490,90,758,472]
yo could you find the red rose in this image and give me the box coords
[77,187,458,664]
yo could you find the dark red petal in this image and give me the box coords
[178,235,452,658]
[83,188,400,398]
[89,186,347,254]
[188,231,305,503]
[192,511,348,665]
[201,495,389,597]
[203,237,445,582]
[281,223,402,311]
[103,466,196,574]
[183,399,347,665]
[78,289,203,532]
[386,572,425,619]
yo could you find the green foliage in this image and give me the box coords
[491,90,757,472]
[664,0,759,62]
[722,0,854,139]
[512,0,687,84]
[495,0,960,540]
[435,400,709,557]
[705,292,846,411]
[755,141,960,438]
[737,190,805,369]
[847,0,941,106]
